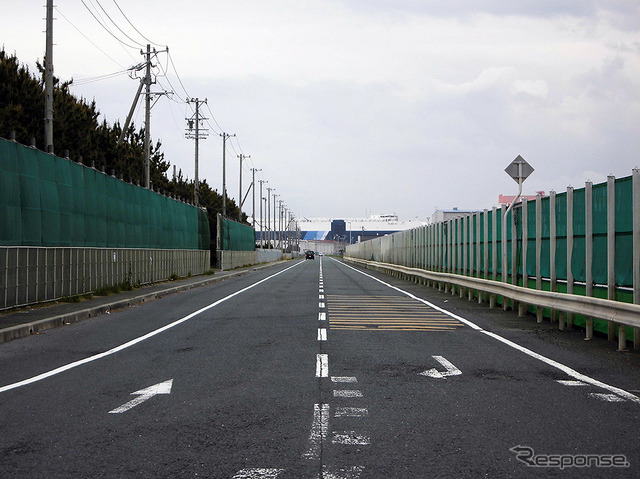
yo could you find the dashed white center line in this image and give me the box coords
[318,328,327,341]
[319,312,327,321]
[302,403,330,460]
[319,302,326,309]
[316,354,329,377]
[557,380,587,386]
[232,468,284,479]
[319,294,325,300]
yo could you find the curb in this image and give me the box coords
[0,269,252,344]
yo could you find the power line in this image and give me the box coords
[81,0,139,50]
[71,69,129,86]
[55,6,126,69]
[112,0,164,47]
[95,0,146,48]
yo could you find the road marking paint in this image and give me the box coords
[334,389,363,398]
[589,393,626,402]
[318,312,326,321]
[419,356,462,379]
[332,431,370,445]
[335,407,368,417]
[316,354,329,377]
[331,376,357,383]
[303,403,329,460]
[319,288,324,293]
[233,469,284,479]
[557,380,587,386]
[317,466,365,479]
[0,261,306,394]
[109,379,173,414]
[318,328,327,341]
[319,302,326,309]
[336,259,640,404]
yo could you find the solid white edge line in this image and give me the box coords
[0,261,305,394]
[334,258,640,404]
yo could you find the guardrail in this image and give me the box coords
[345,256,640,351]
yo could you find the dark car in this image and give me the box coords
[305,250,315,260]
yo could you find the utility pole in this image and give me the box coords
[186,98,208,207]
[266,188,274,247]
[250,168,261,228]
[237,154,250,221]
[220,132,235,217]
[259,180,268,247]
[143,44,153,188]
[273,193,279,248]
[44,0,54,153]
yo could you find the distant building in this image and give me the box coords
[430,207,479,224]
[498,191,546,206]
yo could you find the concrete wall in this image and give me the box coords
[217,249,284,271]
[1,246,210,310]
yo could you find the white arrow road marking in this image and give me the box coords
[109,379,173,414]
[419,356,462,379]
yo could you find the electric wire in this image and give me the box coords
[71,69,130,86]
[95,0,146,48]
[55,6,127,69]
[81,0,140,50]
[113,0,164,48]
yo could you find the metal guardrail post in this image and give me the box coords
[607,176,623,348]
[585,181,594,340]
[550,191,558,325]
[634,168,640,350]
[519,199,528,317]
[536,194,543,323]
[566,186,574,328]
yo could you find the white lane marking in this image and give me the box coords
[319,302,326,309]
[557,380,587,386]
[333,389,363,398]
[319,289,325,294]
[332,431,370,445]
[589,393,626,402]
[303,403,329,460]
[331,376,357,383]
[318,328,327,341]
[336,259,640,404]
[319,312,327,321]
[109,379,173,414]
[316,354,329,377]
[317,466,365,479]
[319,294,325,300]
[419,356,462,379]
[233,468,284,478]
[335,407,368,417]
[0,261,305,394]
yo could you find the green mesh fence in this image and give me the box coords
[217,214,256,251]
[0,138,209,249]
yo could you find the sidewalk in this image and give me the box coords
[0,262,280,344]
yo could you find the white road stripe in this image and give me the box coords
[335,407,368,417]
[557,380,587,386]
[318,466,365,479]
[319,294,325,300]
[318,328,327,341]
[590,393,626,402]
[334,390,363,398]
[302,403,329,459]
[319,302,326,309]
[318,312,327,321]
[336,259,640,404]
[0,262,306,394]
[332,431,370,445]
[316,354,329,377]
[232,468,284,478]
[331,376,357,383]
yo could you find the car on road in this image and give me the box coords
[305,250,315,260]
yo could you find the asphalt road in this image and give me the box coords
[0,257,639,478]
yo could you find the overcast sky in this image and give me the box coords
[2,0,639,221]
